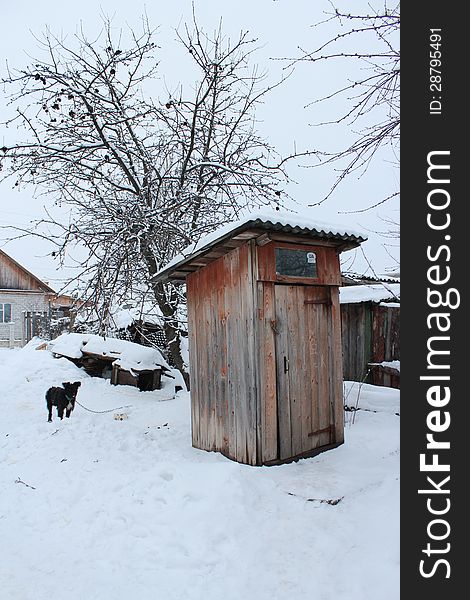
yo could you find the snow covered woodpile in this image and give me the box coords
[48,333,171,391]
[73,302,187,369]
[104,304,170,357]
[154,210,367,466]
[339,283,400,388]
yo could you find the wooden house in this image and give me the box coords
[154,213,366,466]
[0,249,56,347]
[339,283,400,388]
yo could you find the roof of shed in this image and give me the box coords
[154,211,367,283]
[341,271,400,286]
[339,283,400,305]
[49,332,171,372]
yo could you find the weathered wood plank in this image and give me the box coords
[258,281,278,463]
[288,286,304,457]
[329,287,344,444]
[305,288,319,448]
[215,260,229,457]
[231,247,248,463]
[224,251,238,461]
[240,242,258,465]
[316,299,331,449]
[251,243,263,464]
[300,285,315,455]
[274,285,292,461]
[206,262,217,452]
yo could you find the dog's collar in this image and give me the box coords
[65,394,74,401]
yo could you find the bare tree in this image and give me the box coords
[1,17,293,386]
[283,1,400,206]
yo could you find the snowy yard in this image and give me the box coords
[0,343,399,600]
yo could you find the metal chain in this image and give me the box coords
[75,400,133,414]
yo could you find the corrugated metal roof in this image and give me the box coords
[153,211,367,283]
[247,217,366,240]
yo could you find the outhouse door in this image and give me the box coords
[274,284,336,461]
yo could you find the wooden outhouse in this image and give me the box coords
[155,213,366,465]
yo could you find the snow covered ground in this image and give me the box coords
[0,343,399,600]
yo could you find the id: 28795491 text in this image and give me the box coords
[429,29,443,115]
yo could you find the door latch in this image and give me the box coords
[284,356,289,373]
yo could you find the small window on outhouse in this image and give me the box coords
[275,248,317,278]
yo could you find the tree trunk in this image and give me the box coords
[148,272,190,390]
[162,317,190,390]
[142,249,190,389]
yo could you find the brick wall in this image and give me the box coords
[0,292,50,345]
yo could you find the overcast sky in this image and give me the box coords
[0,0,399,291]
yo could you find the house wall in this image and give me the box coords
[0,291,50,346]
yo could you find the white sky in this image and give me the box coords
[0,0,399,291]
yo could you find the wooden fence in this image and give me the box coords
[23,311,50,343]
[341,302,400,388]
[23,310,70,344]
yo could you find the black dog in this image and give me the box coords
[46,381,81,422]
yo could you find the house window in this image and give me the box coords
[0,303,12,323]
[275,248,317,278]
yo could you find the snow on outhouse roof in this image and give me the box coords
[154,210,367,283]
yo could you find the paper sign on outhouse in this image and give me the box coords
[154,212,367,466]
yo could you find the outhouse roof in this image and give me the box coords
[153,210,367,283]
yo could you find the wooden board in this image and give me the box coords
[256,281,278,462]
[329,287,344,443]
